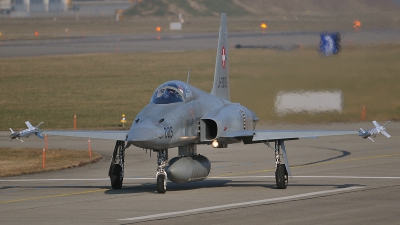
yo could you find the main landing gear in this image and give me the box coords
[109,140,130,189]
[265,140,291,189]
[155,149,168,193]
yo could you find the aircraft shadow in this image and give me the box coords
[103,179,364,194]
[292,147,351,167]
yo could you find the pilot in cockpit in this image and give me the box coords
[163,89,174,98]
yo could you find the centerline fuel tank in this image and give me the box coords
[166,155,211,184]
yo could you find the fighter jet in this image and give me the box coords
[10,121,44,142]
[359,120,391,142]
[44,13,388,193]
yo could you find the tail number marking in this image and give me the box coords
[218,77,228,88]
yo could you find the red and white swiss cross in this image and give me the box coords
[221,46,226,69]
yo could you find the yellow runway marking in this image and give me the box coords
[213,153,400,178]
[0,188,106,204]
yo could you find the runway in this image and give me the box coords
[1,29,399,57]
[1,122,399,224]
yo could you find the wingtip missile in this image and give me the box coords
[359,120,391,142]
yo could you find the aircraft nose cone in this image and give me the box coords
[127,127,160,148]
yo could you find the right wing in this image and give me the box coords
[44,130,128,141]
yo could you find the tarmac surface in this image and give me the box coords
[1,122,399,225]
[1,29,399,57]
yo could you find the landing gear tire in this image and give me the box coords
[275,164,288,189]
[110,164,123,189]
[157,174,166,194]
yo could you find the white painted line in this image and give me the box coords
[118,187,364,221]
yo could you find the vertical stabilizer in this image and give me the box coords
[210,13,230,101]
[25,121,34,129]
[35,121,44,128]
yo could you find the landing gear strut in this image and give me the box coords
[109,140,130,189]
[156,149,168,193]
[265,140,290,189]
[274,140,288,189]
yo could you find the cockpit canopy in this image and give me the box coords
[150,81,193,104]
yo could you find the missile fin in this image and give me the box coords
[368,137,375,142]
[381,131,391,139]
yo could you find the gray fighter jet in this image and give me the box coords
[44,13,386,193]
[10,121,44,142]
[359,120,391,142]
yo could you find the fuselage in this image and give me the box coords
[127,80,258,150]
[10,129,33,139]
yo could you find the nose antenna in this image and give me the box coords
[187,68,190,84]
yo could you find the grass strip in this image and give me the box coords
[0,148,102,177]
[1,45,399,129]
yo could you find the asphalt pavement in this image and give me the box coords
[1,30,399,57]
[1,122,399,224]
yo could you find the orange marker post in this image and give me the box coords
[361,105,366,121]
[88,139,92,158]
[44,134,48,150]
[74,114,77,130]
[353,19,361,32]
[156,26,161,40]
[42,148,46,169]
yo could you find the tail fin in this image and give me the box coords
[210,13,230,101]
[372,120,380,128]
[25,121,34,129]
[35,121,44,128]
[10,128,14,133]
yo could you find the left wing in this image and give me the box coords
[223,129,359,142]
[44,130,128,141]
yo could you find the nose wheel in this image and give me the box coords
[156,149,168,193]
[156,174,167,193]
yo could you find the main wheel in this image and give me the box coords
[275,164,288,189]
[110,164,123,189]
[157,174,166,194]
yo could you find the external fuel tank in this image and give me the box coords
[166,155,211,184]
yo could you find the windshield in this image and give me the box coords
[150,81,193,104]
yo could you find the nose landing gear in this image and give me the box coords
[156,149,168,193]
